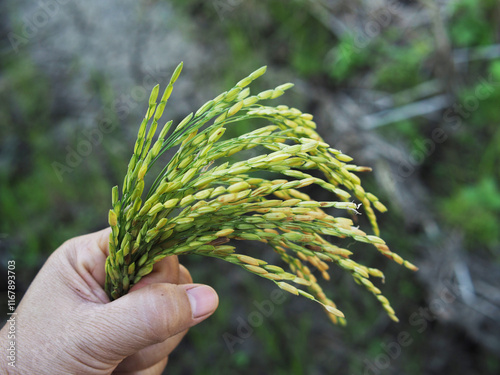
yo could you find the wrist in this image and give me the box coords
[0,323,17,375]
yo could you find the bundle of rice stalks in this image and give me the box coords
[105,63,417,324]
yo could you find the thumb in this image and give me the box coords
[91,283,218,361]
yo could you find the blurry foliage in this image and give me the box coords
[0,54,55,268]
[373,39,432,91]
[330,34,374,82]
[435,56,500,249]
[441,178,500,248]
[0,53,113,275]
[448,0,498,47]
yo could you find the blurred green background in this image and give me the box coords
[1,0,500,374]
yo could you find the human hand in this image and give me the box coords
[0,228,219,374]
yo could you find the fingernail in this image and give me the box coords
[184,285,218,319]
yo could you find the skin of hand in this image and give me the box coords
[0,228,219,375]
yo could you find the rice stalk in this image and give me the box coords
[104,63,417,324]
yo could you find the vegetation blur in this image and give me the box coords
[1,0,499,374]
